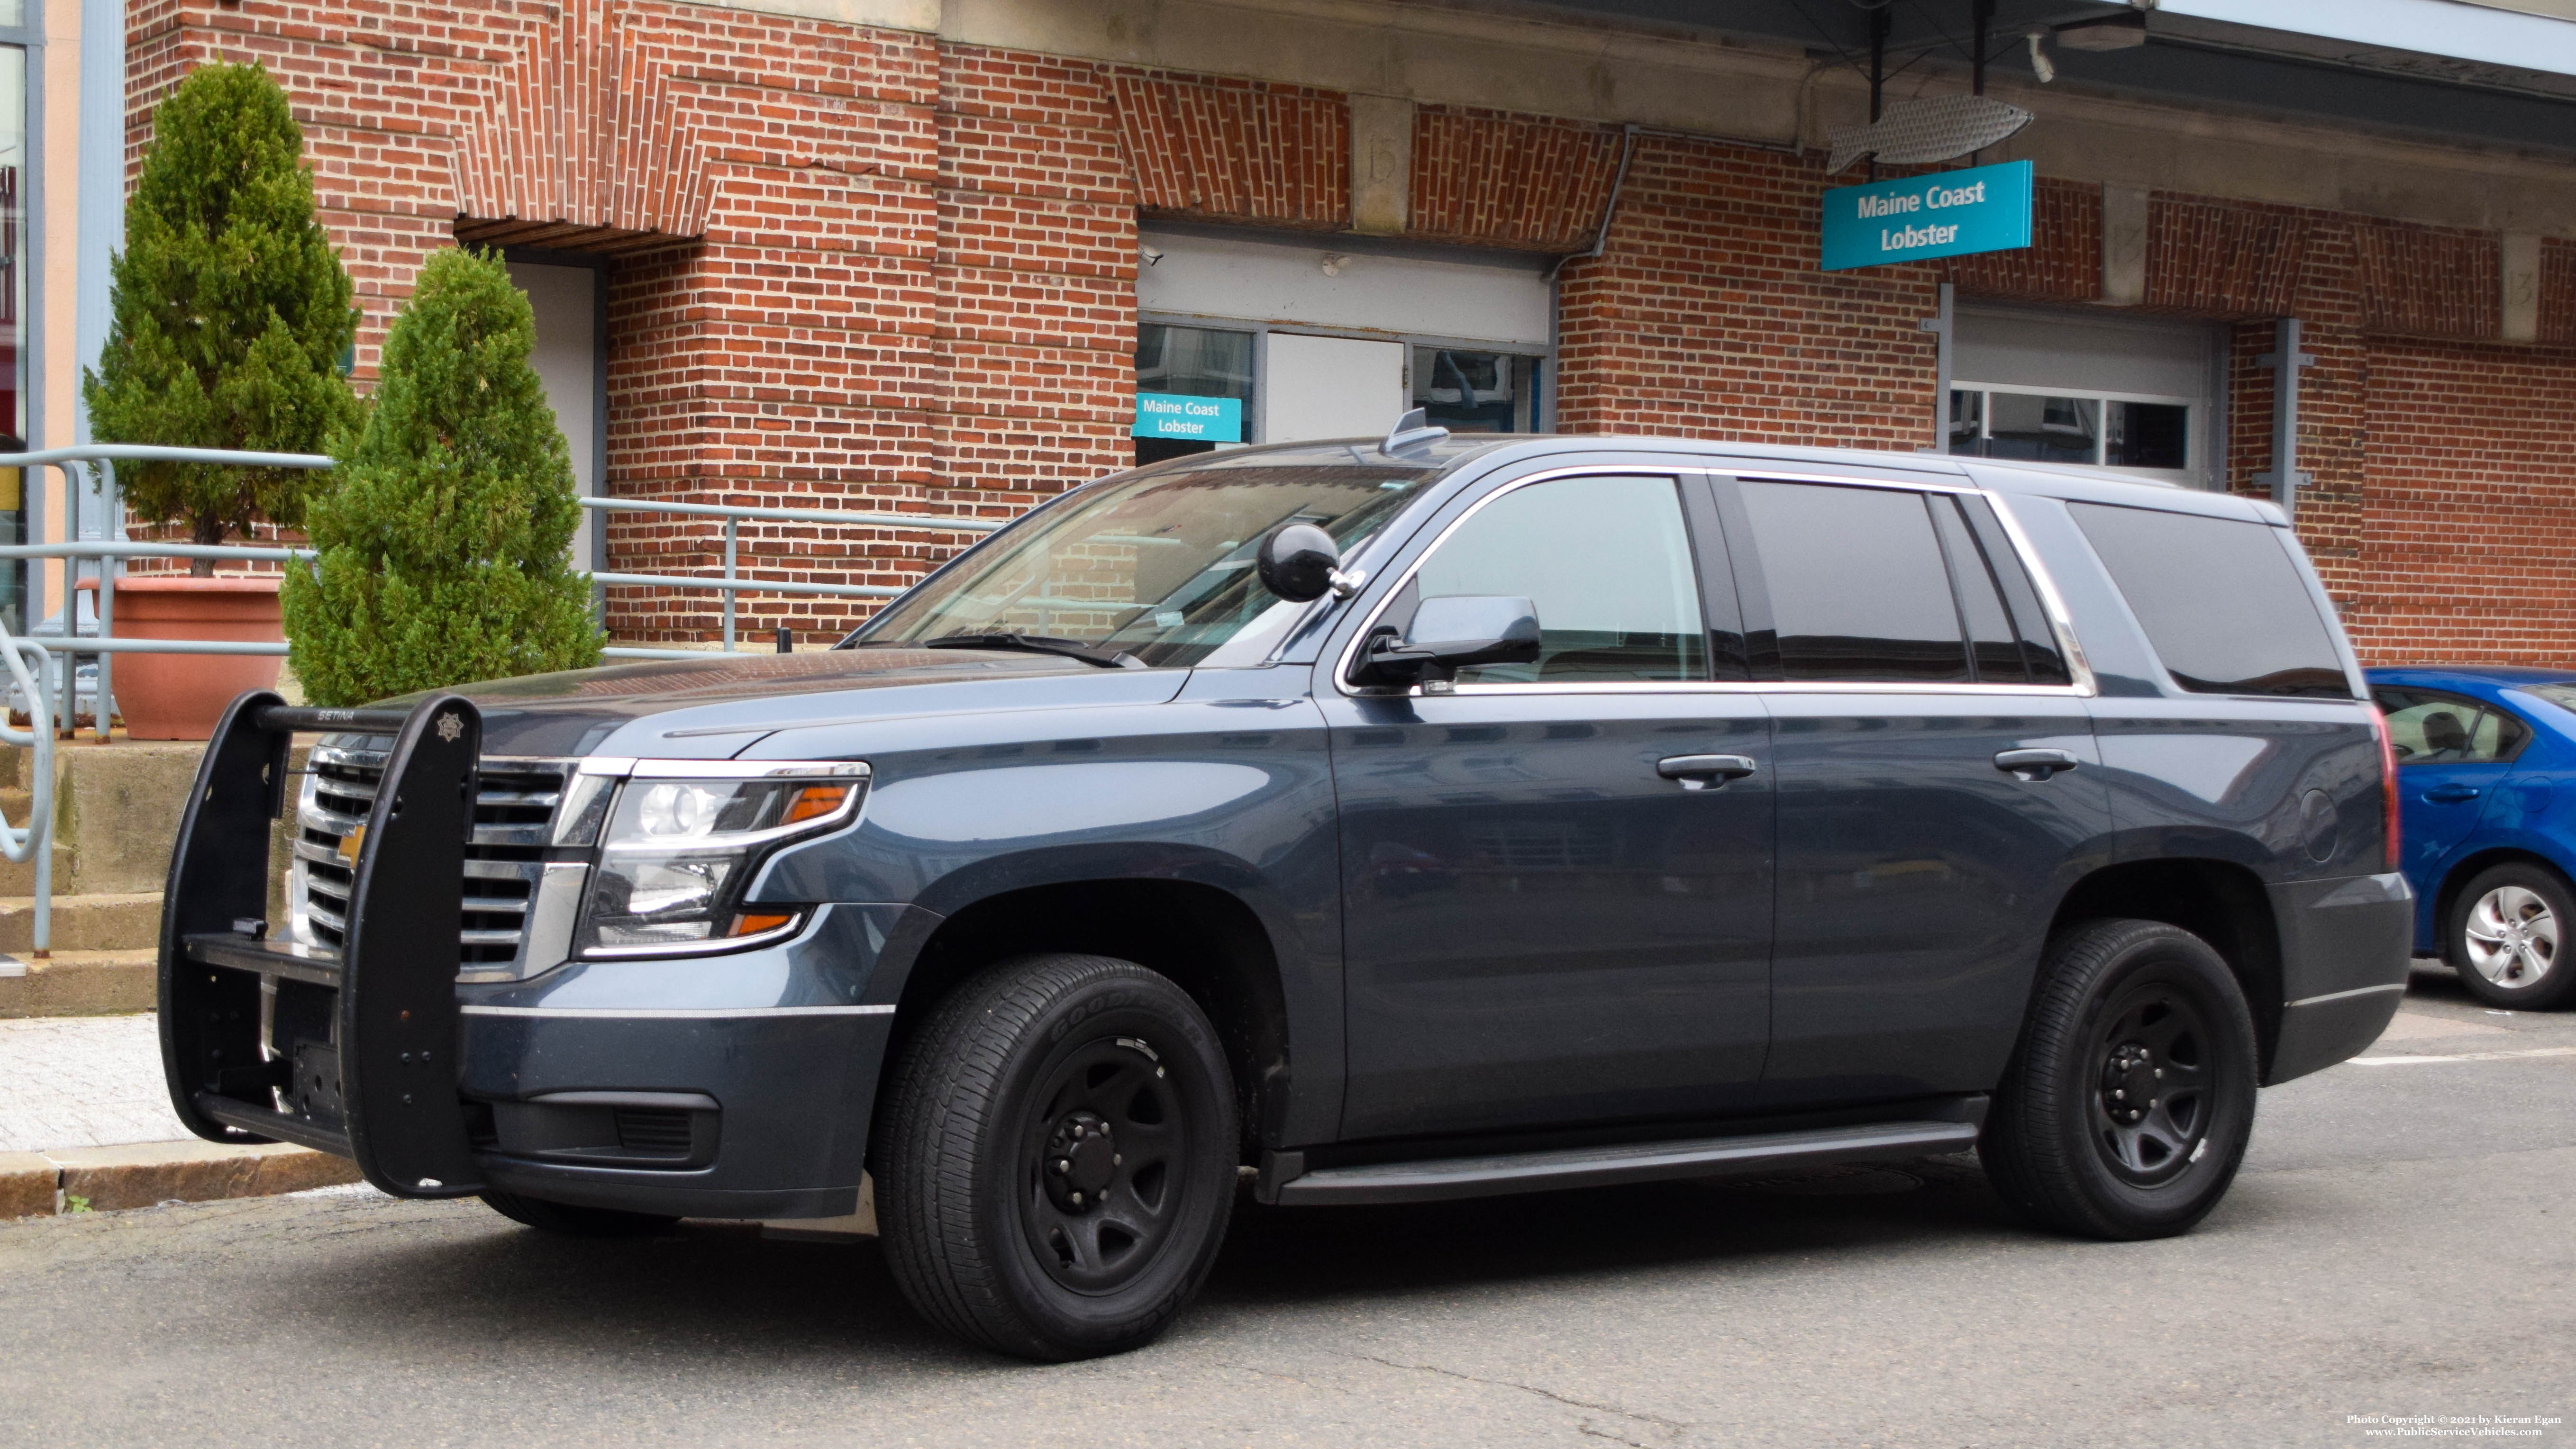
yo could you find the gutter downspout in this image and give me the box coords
[1548,124,1639,285]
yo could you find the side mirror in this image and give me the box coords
[1355,595,1541,687]
[1256,523,1344,603]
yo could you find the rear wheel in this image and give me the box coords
[1983,918,2258,1240]
[875,953,1238,1361]
[479,1190,678,1238]
[2446,861,2576,1010]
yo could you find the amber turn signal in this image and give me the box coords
[781,784,850,826]
[728,912,797,937]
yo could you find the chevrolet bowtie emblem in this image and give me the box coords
[337,824,366,865]
[435,712,464,743]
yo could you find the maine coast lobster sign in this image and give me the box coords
[1820,160,2034,272]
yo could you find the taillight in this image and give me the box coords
[2373,713,2402,871]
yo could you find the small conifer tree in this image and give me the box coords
[282,247,602,705]
[84,63,360,570]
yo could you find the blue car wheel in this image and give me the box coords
[2447,861,2576,1011]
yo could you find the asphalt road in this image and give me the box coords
[5,972,2572,1449]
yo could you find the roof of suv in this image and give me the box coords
[1176,434,2283,525]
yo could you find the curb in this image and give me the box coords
[0,1140,364,1218]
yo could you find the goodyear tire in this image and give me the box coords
[1983,919,2259,1241]
[875,953,1238,1360]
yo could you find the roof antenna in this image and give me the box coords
[1383,407,1449,454]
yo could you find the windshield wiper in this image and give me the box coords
[917,632,1144,669]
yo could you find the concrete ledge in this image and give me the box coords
[2,1141,364,1219]
[0,1151,56,1218]
[0,949,158,1017]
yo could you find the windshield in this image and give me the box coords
[853,464,1442,668]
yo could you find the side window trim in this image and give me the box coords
[1332,469,1710,697]
[1679,473,1751,682]
[1330,466,2098,698]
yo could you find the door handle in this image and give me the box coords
[1657,754,1758,790]
[2422,784,2483,803]
[1995,748,2082,781]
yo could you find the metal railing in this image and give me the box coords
[0,442,1010,954]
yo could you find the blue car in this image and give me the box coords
[2368,665,2576,1009]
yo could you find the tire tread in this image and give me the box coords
[876,953,1220,1358]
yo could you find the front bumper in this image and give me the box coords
[459,902,923,1218]
[2265,870,2414,1086]
[160,695,938,1217]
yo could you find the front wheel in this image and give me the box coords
[874,953,1238,1361]
[2446,861,2576,1010]
[1983,919,2259,1241]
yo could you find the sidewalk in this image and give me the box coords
[1,1014,364,1216]
[0,1015,190,1152]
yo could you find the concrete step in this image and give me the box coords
[0,948,158,1017]
[0,846,81,897]
[0,895,163,955]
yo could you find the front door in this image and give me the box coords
[1715,474,2109,1109]
[1323,471,1774,1141]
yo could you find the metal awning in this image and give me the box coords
[1538,0,2576,152]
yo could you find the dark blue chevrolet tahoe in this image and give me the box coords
[157,430,2413,1360]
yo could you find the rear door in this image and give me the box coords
[1322,470,1776,1140]
[2371,687,2527,879]
[1712,473,2107,1110]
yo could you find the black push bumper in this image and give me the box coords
[158,691,901,1217]
[160,692,492,1197]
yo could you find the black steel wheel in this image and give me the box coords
[479,1190,678,1238]
[1983,918,2258,1240]
[875,953,1237,1361]
[2446,861,2576,1010]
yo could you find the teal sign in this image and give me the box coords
[1134,392,1243,442]
[1820,160,2033,272]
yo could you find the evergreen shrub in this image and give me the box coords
[84,63,360,568]
[282,247,602,706]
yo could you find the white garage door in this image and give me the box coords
[1135,228,1554,460]
[1949,307,2225,489]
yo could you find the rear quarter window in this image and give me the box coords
[2068,501,2352,699]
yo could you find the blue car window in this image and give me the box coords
[2374,688,2531,766]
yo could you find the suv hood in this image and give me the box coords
[397,648,1188,759]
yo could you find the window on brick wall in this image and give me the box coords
[1136,323,1254,467]
[1949,386,2194,480]
[1411,348,1542,434]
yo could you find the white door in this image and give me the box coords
[507,262,601,569]
[1263,333,1406,444]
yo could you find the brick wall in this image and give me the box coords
[1555,135,1939,449]
[123,0,2576,660]
[2352,338,2576,664]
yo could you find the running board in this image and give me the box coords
[1265,1113,1984,1206]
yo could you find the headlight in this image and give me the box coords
[576,761,868,957]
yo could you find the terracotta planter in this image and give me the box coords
[81,576,286,741]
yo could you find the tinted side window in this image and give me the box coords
[1737,481,1969,683]
[2069,502,2352,698]
[1958,496,2073,686]
[1928,497,2026,684]
[2374,688,2531,765]
[1411,475,1707,684]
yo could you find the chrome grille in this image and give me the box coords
[288,741,573,978]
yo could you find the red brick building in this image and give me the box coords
[118,0,2576,661]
